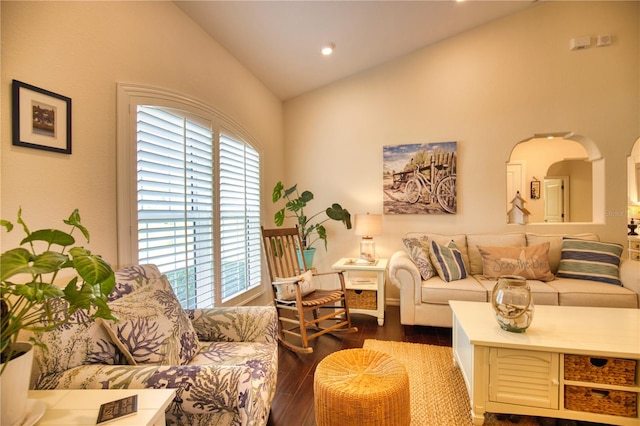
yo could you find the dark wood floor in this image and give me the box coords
[266,305,452,426]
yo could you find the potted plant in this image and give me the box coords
[0,208,116,425]
[272,181,352,267]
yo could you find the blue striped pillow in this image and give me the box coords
[556,238,623,285]
[429,240,467,282]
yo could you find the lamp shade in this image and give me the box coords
[354,213,382,238]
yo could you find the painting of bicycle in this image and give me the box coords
[383,141,457,214]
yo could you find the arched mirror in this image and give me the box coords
[507,133,601,224]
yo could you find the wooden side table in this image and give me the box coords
[29,389,175,425]
[332,258,388,326]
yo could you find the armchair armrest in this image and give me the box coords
[188,306,277,343]
[389,251,422,302]
[389,250,423,325]
[35,363,252,422]
[619,259,640,305]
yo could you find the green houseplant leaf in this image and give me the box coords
[271,181,352,251]
[0,209,116,371]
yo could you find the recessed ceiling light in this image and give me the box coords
[321,43,335,56]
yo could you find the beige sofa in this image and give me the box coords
[389,232,640,328]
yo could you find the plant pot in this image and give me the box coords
[0,342,34,426]
[297,247,316,269]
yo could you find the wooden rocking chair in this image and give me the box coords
[261,226,358,354]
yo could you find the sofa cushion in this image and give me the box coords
[406,233,469,270]
[429,240,468,282]
[30,264,164,378]
[477,243,555,282]
[32,307,124,378]
[99,275,201,365]
[477,277,559,306]
[111,264,164,300]
[556,238,624,286]
[421,276,487,305]
[467,233,526,275]
[274,270,315,301]
[402,236,435,280]
[548,278,638,308]
[525,233,599,273]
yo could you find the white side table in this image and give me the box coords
[332,258,388,326]
[29,389,175,425]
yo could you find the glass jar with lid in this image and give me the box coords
[491,275,534,333]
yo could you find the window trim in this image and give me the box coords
[116,83,266,307]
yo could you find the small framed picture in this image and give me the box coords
[12,80,72,154]
[530,179,541,200]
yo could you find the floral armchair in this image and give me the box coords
[28,265,278,426]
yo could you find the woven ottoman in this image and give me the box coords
[314,348,410,426]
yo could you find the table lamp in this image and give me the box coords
[354,213,382,264]
[629,205,639,236]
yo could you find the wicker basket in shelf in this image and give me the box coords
[564,385,637,418]
[564,354,637,386]
[346,289,377,310]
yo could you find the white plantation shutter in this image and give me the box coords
[219,134,261,301]
[132,102,261,308]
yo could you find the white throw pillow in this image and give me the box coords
[274,270,316,301]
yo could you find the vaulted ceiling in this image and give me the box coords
[176,1,537,100]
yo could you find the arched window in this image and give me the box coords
[116,84,262,307]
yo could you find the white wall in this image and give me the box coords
[283,2,640,300]
[1,0,284,296]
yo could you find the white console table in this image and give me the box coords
[450,301,640,426]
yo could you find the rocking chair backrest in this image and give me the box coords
[261,226,308,282]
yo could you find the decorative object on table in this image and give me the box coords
[530,177,541,199]
[628,218,638,236]
[0,209,116,426]
[12,80,72,154]
[96,394,138,425]
[354,213,382,264]
[0,341,35,426]
[491,275,534,332]
[507,191,531,224]
[383,141,457,215]
[271,181,351,267]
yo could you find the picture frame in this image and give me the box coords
[12,80,72,154]
[383,141,458,214]
[530,179,541,199]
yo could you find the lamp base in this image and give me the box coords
[359,239,376,263]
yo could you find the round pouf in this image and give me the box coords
[314,348,410,426]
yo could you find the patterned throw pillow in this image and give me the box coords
[556,238,624,286]
[478,243,555,281]
[429,240,468,282]
[402,236,435,280]
[98,275,201,365]
[32,305,124,376]
[274,270,316,301]
[30,264,167,381]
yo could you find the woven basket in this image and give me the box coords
[564,354,637,386]
[564,385,637,417]
[346,289,377,310]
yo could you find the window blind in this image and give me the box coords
[137,106,214,308]
[219,134,261,301]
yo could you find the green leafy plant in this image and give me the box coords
[0,208,117,372]
[272,181,352,250]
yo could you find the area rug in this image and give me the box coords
[362,339,545,426]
